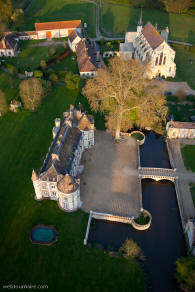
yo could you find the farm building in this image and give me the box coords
[35,20,82,39]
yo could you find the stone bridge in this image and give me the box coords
[139,167,177,182]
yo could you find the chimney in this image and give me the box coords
[2,38,6,49]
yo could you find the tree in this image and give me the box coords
[40,60,47,70]
[0,90,8,115]
[19,78,44,111]
[83,57,167,139]
[119,238,144,260]
[163,0,191,13]
[65,73,80,90]
[175,257,195,292]
[0,0,13,23]
[0,21,7,38]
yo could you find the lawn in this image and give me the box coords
[17,0,96,38]
[169,44,195,90]
[100,2,195,43]
[6,40,66,71]
[181,145,195,172]
[0,79,145,291]
[51,53,79,73]
[0,71,20,104]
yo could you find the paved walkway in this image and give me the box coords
[163,81,195,96]
[168,139,195,219]
[80,131,140,217]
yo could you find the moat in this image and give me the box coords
[88,131,186,292]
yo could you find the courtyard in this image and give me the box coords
[81,130,141,218]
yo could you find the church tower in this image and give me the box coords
[137,9,143,35]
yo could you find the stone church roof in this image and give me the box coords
[57,174,79,193]
[142,22,164,50]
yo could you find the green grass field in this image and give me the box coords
[0,70,144,291]
[18,0,96,38]
[169,44,195,90]
[181,145,195,172]
[51,53,79,73]
[6,41,66,71]
[100,2,195,43]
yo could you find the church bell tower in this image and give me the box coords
[137,8,143,35]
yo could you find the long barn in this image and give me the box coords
[35,20,82,39]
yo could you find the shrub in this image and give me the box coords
[175,257,195,292]
[40,60,47,70]
[65,73,80,90]
[4,63,18,74]
[41,79,51,95]
[134,212,150,225]
[50,48,56,55]
[119,238,144,260]
[34,70,43,78]
[49,73,58,82]
[58,71,67,81]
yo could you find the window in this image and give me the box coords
[169,67,171,72]
[51,185,55,189]
[42,184,46,189]
[52,192,56,196]
[159,52,163,66]
[44,191,48,196]
[163,56,166,65]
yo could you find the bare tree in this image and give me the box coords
[83,57,167,139]
[20,78,44,111]
[119,238,144,260]
[163,0,191,14]
[0,90,8,115]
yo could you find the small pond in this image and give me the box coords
[30,225,57,245]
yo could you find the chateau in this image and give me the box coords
[31,106,94,212]
[120,12,176,79]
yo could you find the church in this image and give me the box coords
[120,12,176,79]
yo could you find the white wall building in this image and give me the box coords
[32,105,94,212]
[120,12,176,79]
[166,121,195,139]
[35,20,82,39]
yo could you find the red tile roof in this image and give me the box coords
[168,121,195,129]
[35,20,82,31]
[142,22,164,50]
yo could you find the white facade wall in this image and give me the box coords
[80,71,96,77]
[37,28,82,39]
[0,49,15,56]
[167,127,195,139]
[58,183,80,211]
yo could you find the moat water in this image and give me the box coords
[88,131,186,292]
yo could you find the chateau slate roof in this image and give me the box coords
[142,22,164,50]
[0,33,17,50]
[76,39,98,73]
[39,164,59,181]
[78,114,94,131]
[35,20,82,31]
[57,174,79,194]
[168,121,195,129]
